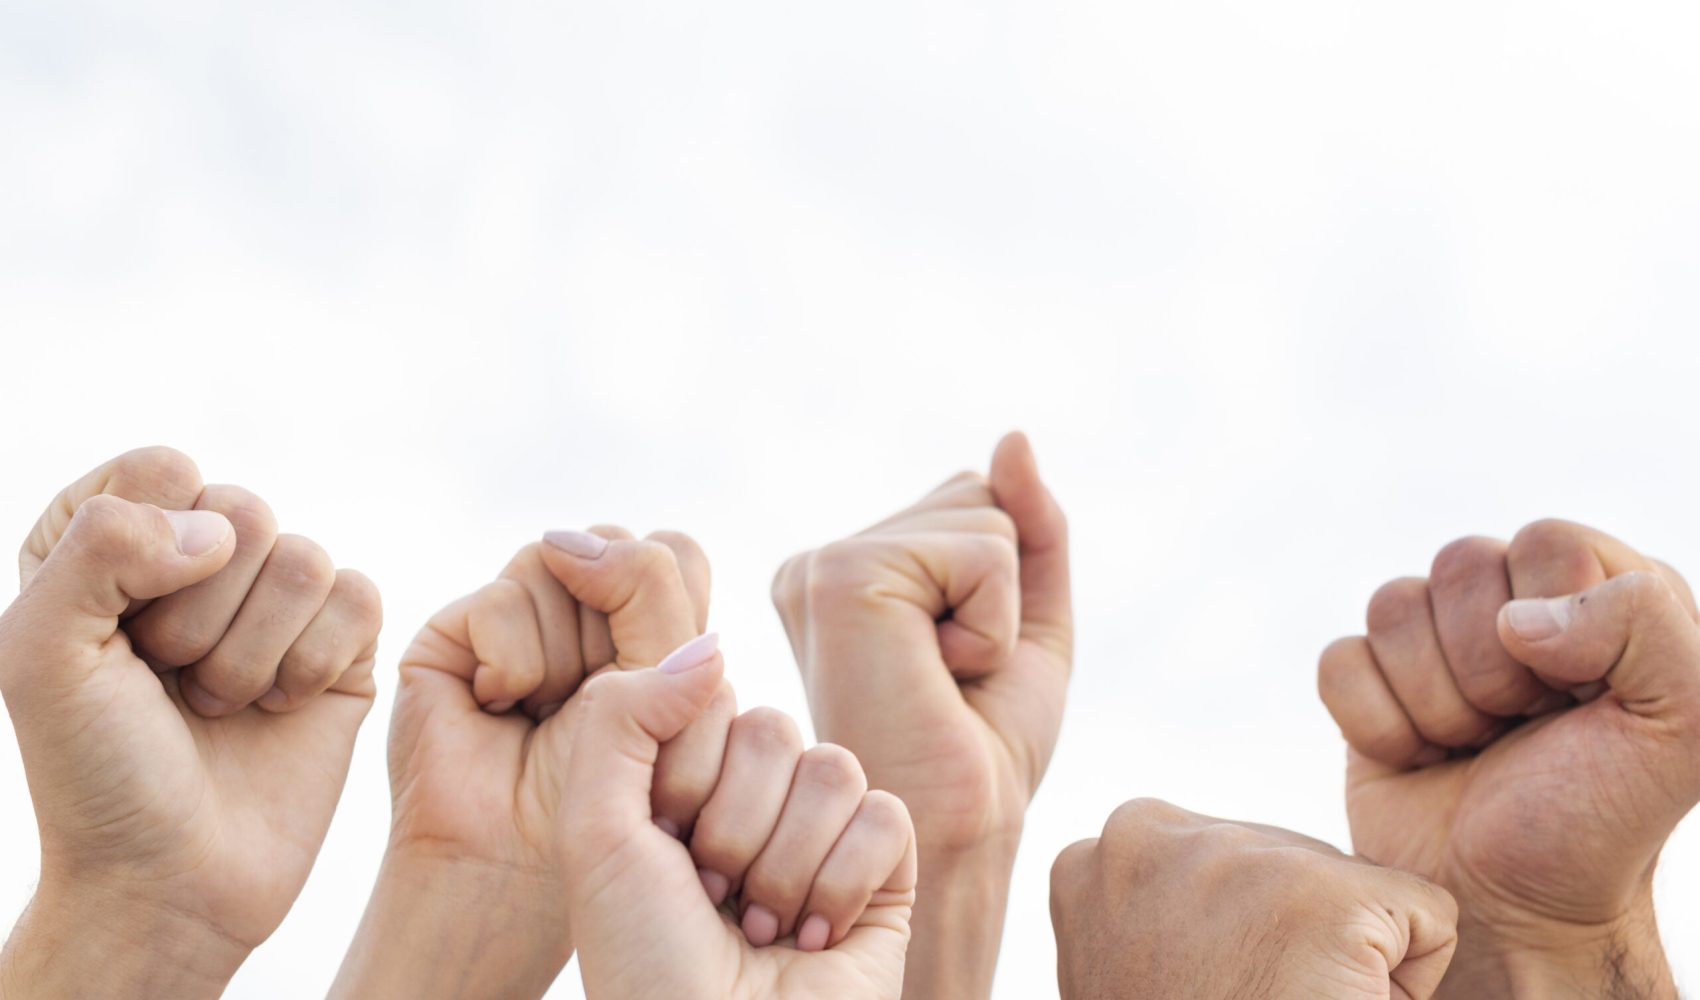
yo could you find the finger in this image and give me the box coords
[865,471,996,533]
[689,707,805,905]
[410,578,547,713]
[930,533,1021,676]
[1365,578,1497,747]
[652,680,737,836]
[1499,571,1700,725]
[989,431,1072,654]
[497,543,586,718]
[1364,870,1459,1000]
[647,530,711,632]
[3,497,233,689]
[19,446,206,594]
[1318,637,1438,768]
[572,524,635,670]
[259,569,384,712]
[560,634,725,859]
[797,789,915,951]
[741,743,869,945]
[178,533,336,716]
[865,504,1017,543]
[1428,536,1552,715]
[125,485,279,667]
[539,531,699,669]
[1507,520,1693,619]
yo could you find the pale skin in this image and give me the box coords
[1049,799,1460,1000]
[772,430,1071,1000]
[332,526,735,998]
[1319,520,1699,998]
[0,448,381,999]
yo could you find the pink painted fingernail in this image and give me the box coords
[658,633,719,674]
[699,869,731,906]
[742,903,779,947]
[544,530,609,559]
[1504,597,1572,641]
[485,699,515,714]
[797,914,830,952]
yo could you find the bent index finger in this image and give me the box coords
[539,531,699,669]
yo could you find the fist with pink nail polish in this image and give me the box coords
[0,448,381,999]
[1319,519,1700,998]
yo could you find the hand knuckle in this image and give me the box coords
[732,707,804,755]
[1429,536,1501,585]
[267,535,336,594]
[798,744,866,792]
[1365,577,1428,634]
[205,486,278,539]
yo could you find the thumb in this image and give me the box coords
[988,431,1072,651]
[1498,570,1700,721]
[560,632,725,858]
[5,495,234,660]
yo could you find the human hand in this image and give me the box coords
[771,431,1070,999]
[1319,520,1697,998]
[0,448,380,999]
[1050,799,1458,1000]
[562,640,917,1000]
[332,527,734,999]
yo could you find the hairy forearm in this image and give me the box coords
[331,851,570,1000]
[1438,906,1678,1000]
[901,840,1020,1000]
[0,880,248,1000]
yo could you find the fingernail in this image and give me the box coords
[1520,688,1572,716]
[1505,597,1573,641]
[657,632,719,674]
[543,530,608,559]
[165,509,231,557]
[485,699,515,714]
[1412,745,1448,767]
[797,913,830,952]
[181,676,234,717]
[699,869,730,906]
[1572,680,1608,703]
[742,903,779,947]
[255,686,289,712]
[654,816,681,838]
[535,700,564,721]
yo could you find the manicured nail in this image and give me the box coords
[485,699,515,714]
[741,903,779,947]
[1412,745,1448,767]
[1505,597,1572,641]
[797,913,831,952]
[654,816,681,838]
[658,632,719,674]
[165,509,231,557]
[543,530,608,559]
[256,686,290,712]
[698,869,731,906]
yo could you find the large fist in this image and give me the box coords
[771,432,1070,999]
[1050,799,1458,1000]
[1319,520,1697,997]
[0,448,380,999]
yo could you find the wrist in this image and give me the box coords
[331,847,571,1000]
[1,877,250,1000]
[1439,903,1676,1000]
[901,839,1021,1000]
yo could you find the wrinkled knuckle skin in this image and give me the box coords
[1365,577,1428,636]
[797,743,866,793]
[266,535,336,597]
[112,446,202,494]
[205,486,278,541]
[332,569,384,634]
[732,706,804,756]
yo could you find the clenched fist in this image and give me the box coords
[1051,799,1458,1000]
[772,432,1071,999]
[1320,520,1698,998]
[0,448,381,999]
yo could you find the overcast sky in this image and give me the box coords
[3,1,1698,996]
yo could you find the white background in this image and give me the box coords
[3,0,1699,996]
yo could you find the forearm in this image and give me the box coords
[901,840,1020,1000]
[1438,905,1678,1000]
[331,851,570,1000]
[0,880,248,999]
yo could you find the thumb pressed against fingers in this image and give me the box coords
[562,634,726,855]
[1386,876,1459,1000]
[12,496,234,652]
[1498,570,1700,715]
